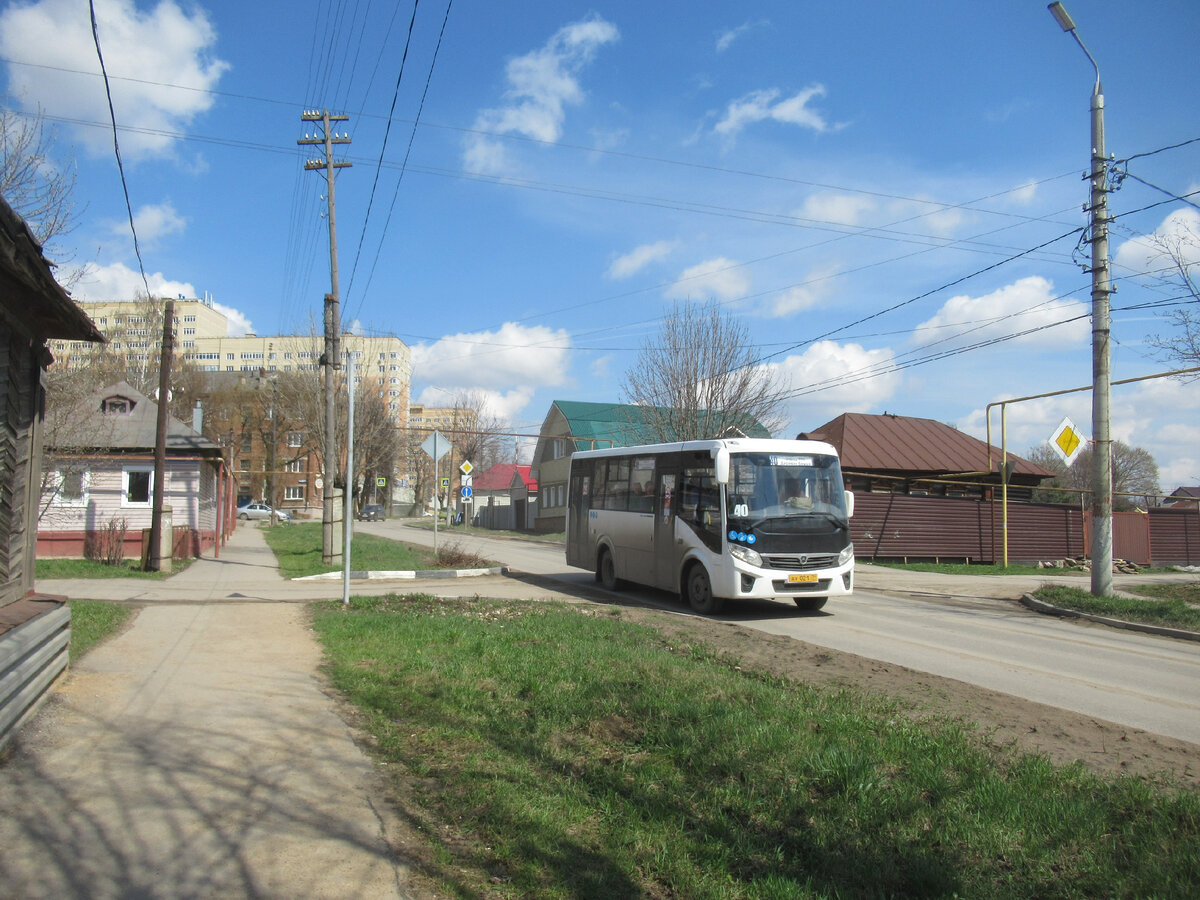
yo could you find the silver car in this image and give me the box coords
[237,502,290,522]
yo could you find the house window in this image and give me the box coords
[104,397,131,415]
[287,431,305,447]
[286,459,305,473]
[284,486,304,501]
[123,467,154,507]
[55,468,90,506]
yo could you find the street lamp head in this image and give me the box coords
[1048,1,1076,32]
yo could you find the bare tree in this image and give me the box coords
[1143,216,1200,374]
[352,379,402,508]
[1026,440,1160,510]
[621,299,788,441]
[50,295,205,418]
[1,105,78,249]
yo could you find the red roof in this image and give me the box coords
[473,464,534,492]
[800,412,1054,478]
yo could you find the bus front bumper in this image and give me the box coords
[725,559,854,600]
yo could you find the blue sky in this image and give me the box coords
[2,0,1198,489]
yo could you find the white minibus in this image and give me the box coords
[565,438,854,613]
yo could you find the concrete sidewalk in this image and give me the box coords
[0,527,427,899]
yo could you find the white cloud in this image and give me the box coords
[415,386,534,424]
[765,266,841,318]
[112,201,186,245]
[607,240,678,279]
[463,15,618,175]
[665,257,749,301]
[71,261,196,303]
[913,276,1089,350]
[212,301,253,337]
[798,192,876,227]
[0,0,229,159]
[411,322,572,398]
[715,21,765,53]
[1114,208,1200,277]
[770,340,901,432]
[714,86,831,139]
[1008,181,1039,205]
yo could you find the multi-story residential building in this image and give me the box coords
[50,297,413,516]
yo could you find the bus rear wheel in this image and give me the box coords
[685,564,726,615]
[792,596,828,612]
[597,548,624,591]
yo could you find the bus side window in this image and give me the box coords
[606,457,632,511]
[593,460,609,509]
[630,457,655,513]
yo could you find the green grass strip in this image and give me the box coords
[313,595,1199,899]
[36,557,188,579]
[1034,583,1200,631]
[262,522,441,578]
[68,599,134,660]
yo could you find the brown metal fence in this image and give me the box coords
[851,493,1200,565]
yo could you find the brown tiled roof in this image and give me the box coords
[799,412,1054,478]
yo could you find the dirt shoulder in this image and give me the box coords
[605,604,1199,788]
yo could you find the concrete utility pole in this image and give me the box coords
[299,109,352,565]
[1049,3,1114,596]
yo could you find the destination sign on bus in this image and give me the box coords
[769,455,813,467]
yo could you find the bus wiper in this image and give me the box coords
[805,510,848,529]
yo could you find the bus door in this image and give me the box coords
[615,456,657,585]
[565,463,591,569]
[652,455,682,591]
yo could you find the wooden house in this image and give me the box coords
[0,194,103,749]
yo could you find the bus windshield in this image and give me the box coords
[726,452,848,529]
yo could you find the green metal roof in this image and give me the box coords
[550,400,770,449]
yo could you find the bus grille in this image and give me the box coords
[773,578,832,593]
[762,553,839,571]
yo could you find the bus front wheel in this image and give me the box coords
[792,596,828,612]
[598,548,624,591]
[685,564,726,615]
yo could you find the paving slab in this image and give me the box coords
[1,527,424,899]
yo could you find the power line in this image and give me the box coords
[344,0,425,308]
[353,0,455,313]
[748,228,1084,368]
[87,0,149,299]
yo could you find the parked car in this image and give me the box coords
[357,504,386,521]
[237,502,290,522]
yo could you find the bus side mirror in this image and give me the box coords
[713,448,730,484]
[844,491,855,518]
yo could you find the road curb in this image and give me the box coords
[293,566,510,582]
[1019,593,1200,643]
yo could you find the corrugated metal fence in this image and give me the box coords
[0,601,70,751]
[852,493,1200,565]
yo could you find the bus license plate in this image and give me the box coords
[788,573,819,583]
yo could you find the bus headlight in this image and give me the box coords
[730,544,762,568]
[838,543,854,566]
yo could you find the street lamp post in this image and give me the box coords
[1049,2,1113,596]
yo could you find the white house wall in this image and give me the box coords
[41,457,213,532]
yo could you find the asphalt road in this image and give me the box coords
[363,521,1200,746]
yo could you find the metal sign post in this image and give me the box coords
[421,430,451,553]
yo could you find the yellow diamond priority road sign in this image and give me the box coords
[1049,416,1086,466]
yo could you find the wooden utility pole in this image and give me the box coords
[299,109,351,565]
[147,298,174,571]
